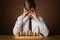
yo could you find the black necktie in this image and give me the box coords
[29,18,32,31]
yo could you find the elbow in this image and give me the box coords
[40,28,49,37]
[13,28,19,36]
[43,32,49,37]
[43,30,49,37]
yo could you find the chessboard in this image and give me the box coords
[15,36,43,40]
[15,30,43,40]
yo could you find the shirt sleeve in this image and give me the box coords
[38,16,49,36]
[13,16,22,36]
[13,16,29,36]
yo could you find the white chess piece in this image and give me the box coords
[20,31,23,36]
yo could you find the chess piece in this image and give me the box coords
[35,32,37,36]
[25,31,28,36]
[27,30,30,36]
[30,31,33,36]
[27,30,33,36]
[34,32,39,36]
[36,32,39,36]
[23,32,26,36]
[20,31,23,36]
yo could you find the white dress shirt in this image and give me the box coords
[13,15,49,36]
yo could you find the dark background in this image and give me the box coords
[0,0,60,35]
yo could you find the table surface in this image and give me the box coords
[0,35,60,40]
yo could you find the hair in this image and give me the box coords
[24,0,36,10]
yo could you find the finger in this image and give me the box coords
[23,8,24,10]
[23,8,28,13]
[25,11,29,14]
[29,11,33,14]
[23,11,28,15]
[24,11,29,16]
[29,13,32,16]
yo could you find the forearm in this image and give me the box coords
[13,21,23,36]
[38,22,49,36]
[13,15,28,36]
[38,20,49,36]
[36,16,49,36]
[13,16,23,36]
